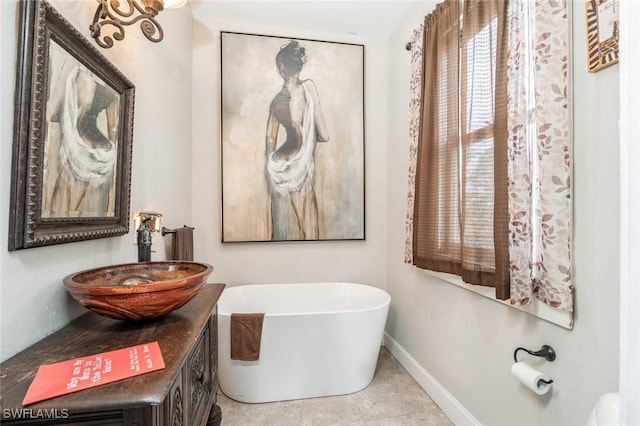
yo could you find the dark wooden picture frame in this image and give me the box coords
[220,32,365,243]
[9,0,135,250]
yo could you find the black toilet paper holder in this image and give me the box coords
[513,345,556,385]
[513,345,556,363]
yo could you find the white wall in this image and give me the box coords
[190,18,389,289]
[619,3,640,424]
[0,0,194,361]
[385,2,620,425]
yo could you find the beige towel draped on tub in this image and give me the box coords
[230,313,265,361]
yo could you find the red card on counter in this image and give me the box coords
[23,341,165,406]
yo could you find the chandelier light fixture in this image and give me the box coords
[90,0,187,49]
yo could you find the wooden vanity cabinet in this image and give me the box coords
[0,284,225,426]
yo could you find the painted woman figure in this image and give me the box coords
[265,41,329,240]
[43,49,119,219]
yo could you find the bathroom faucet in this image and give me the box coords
[137,219,153,262]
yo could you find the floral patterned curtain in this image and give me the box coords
[506,0,573,312]
[404,24,424,264]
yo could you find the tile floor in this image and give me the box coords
[217,347,454,425]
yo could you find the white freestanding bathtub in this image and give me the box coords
[217,282,391,403]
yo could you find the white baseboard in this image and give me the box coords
[383,332,481,426]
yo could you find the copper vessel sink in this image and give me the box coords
[63,261,213,321]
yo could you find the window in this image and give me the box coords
[408,0,573,324]
[413,0,510,299]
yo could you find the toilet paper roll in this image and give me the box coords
[511,361,552,395]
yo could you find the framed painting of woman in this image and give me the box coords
[8,0,135,250]
[220,32,365,242]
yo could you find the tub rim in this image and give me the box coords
[218,281,391,317]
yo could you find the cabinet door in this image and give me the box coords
[165,370,185,426]
[186,326,211,425]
